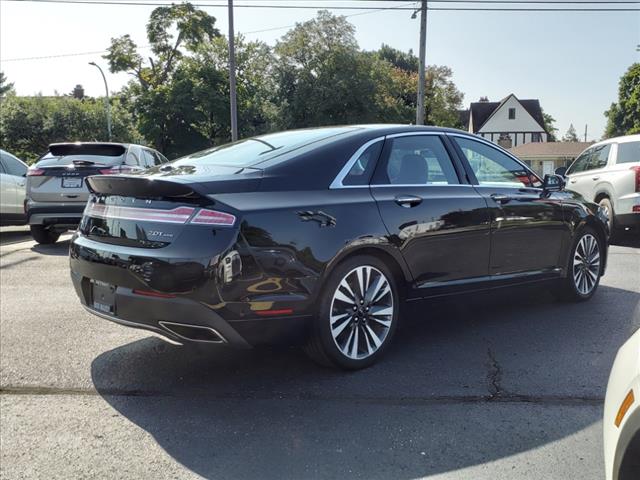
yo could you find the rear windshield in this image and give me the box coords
[172,128,356,168]
[37,153,126,167]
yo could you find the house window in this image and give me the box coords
[508,108,516,120]
[531,132,542,142]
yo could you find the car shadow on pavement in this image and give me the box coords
[91,283,640,479]
[30,239,71,256]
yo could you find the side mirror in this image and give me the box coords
[554,166,567,177]
[543,174,565,192]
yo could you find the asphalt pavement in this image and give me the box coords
[1,226,638,479]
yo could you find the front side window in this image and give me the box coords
[588,144,611,170]
[616,141,639,164]
[342,141,383,186]
[566,149,591,175]
[377,135,460,186]
[454,136,540,187]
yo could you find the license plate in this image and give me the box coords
[62,177,83,188]
[91,280,116,315]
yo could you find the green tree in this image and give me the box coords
[274,11,379,128]
[605,63,640,137]
[104,2,221,156]
[562,123,579,142]
[0,71,14,97]
[542,111,558,141]
[0,95,140,162]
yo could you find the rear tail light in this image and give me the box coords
[631,166,640,192]
[26,168,45,176]
[84,202,235,226]
[99,165,139,175]
[190,209,236,226]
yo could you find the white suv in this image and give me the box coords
[560,134,640,235]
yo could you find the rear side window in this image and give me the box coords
[376,135,460,186]
[1,152,27,176]
[342,142,383,186]
[617,141,640,164]
[141,149,157,167]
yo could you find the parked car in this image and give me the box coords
[69,125,609,369]
[26,142,168,244]
[0,149,28,226]
[604,326,640,480]
[557,134,640,235]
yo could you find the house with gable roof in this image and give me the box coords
[459,94,549,149]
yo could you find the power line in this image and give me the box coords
[5,0,640,3]
[3,0,639,7]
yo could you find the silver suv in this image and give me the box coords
[26,142,168,244]
[559,134,639,236]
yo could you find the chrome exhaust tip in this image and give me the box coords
[159,321,227,344]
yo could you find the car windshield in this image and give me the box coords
[171,128,356,168]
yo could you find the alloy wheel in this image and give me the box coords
[329,265,394,360]
[573,233,600,295]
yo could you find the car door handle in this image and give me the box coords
[592,176,600,180]
[490,193,511,204]
[569,179,577,183]
[394,195,422,208]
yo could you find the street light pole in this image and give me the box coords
[228,0,238,142]
[416,0,428,125]
[89,62,112,141]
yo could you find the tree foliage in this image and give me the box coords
[605,63,640,137]
[0,95,140,162]
[542,111,557,141]
[562,123,579,142]
[0,71,14,97]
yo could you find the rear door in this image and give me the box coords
[370,133,491,289]
[0,152,26,213]
[450,135,566,276]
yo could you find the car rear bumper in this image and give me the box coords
[27,201,85,226]
[69,232,313,347]
[616,213,640,229]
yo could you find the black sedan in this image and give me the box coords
[70,125,609,369]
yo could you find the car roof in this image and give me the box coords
[588,133,640,147]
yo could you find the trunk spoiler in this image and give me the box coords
[87,175,201,200]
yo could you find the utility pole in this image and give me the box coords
[416,0,428,125]
[89,62,112,141]
[228,0,238,142]
[584,124,588,142]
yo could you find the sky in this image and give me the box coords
[1,0,639,140]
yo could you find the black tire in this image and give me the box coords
[30,225,61,245]
[554,226,603,302]
[304,255,400,370]
[597,197,616,239]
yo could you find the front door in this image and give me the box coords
[450,135,567,276]
[370,134,491,288]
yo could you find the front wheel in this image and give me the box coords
[555,227,603,302]
[304,255,399,370]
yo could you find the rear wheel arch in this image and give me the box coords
[320,246,412,302]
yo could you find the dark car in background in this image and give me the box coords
[69,125,609,369]
[26,142,168,244]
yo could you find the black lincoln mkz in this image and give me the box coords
[70,125,609,369]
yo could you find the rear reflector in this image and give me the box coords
[84,202,236,226]
[132,289,176,299]
[27,168,45,176]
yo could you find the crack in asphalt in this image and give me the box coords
[0,386,604,406]
[486,347,503,400]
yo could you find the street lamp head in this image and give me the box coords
[88,61,97,66]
